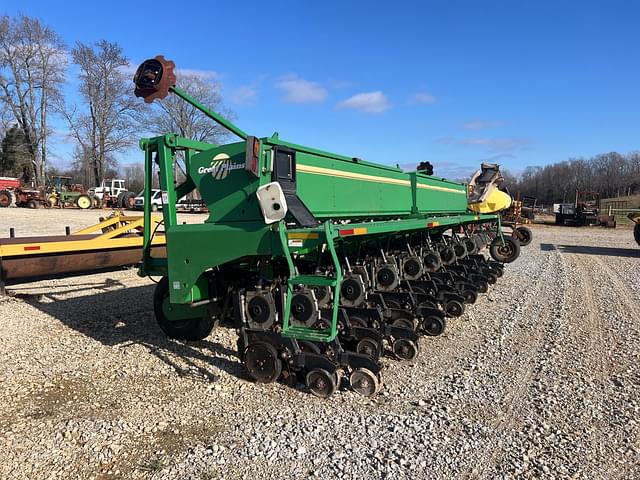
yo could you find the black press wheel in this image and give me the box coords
[462,289,478,304]
[306,368,337,398]
[392,338,419,361]
[356,337,382,360]
[244,342,282,383]
[476,280,489,293]
[489,236,521,263]
[348,315,368,328]
[422,315,446,336]
[514,226,533,247]
[349,368,381,397]
[444,299,465,318]
[153,277,216,341]
[392,317,415,330]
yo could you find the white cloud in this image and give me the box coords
[229,85,258,106]
[275,75,327,103]
[337,91,391,114]
[409,92,436,104]
[461,119,505,129]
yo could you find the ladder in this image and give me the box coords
[277,221,342,342]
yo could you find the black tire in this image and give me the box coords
[153,277,215,341]
[422,315,446,336]
[489,236,521,263]
[121,191,135,208]
[27,199,39,209]
[444,299,465,318]
[634,223,640,247]
[462,289,478,304]
[0,189,13,207]
[439,246,456,265]
[514,226,533,247]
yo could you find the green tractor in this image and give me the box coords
[48,175,92,209]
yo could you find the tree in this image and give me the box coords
[0,125,30,179]
[146,72,233,143]
[0,14,67,187]
[61,40,141,186]
[122,163,146,194]
[0,106,12,141]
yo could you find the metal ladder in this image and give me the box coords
[278,221,342,342]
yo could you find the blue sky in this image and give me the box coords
[4,1,640,178]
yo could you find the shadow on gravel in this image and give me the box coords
[19,282,245,382]
[557,244,640,258]
[540,243,557,251]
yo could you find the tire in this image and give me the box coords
[75,194,92,209]
[121,191,135,209]
[490,236,521,263]
[27,199,39,209]
[634,223,640,246]
[153,277,215,341]
[0,189,12,207]
[115,192,125,208]
[514,226,533,247]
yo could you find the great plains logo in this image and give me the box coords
[197,153,245,180]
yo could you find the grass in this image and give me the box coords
[137,456,168,474]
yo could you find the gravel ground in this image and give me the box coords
[1,209,639,479]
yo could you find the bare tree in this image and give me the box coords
[146,72,233,144]
[0,15,66,187]
[61,40,141,186]
[0,106,12,140]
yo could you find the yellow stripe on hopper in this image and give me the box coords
[298,164,465,194]
[288,232,320,240]
[297,164,410,187]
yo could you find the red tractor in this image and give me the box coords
[0,176,49,208]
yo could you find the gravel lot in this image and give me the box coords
[1,209,639,479]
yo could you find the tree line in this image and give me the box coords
[501,152,640,205]
[0,14,232,189]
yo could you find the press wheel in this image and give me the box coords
[490,236,521,263]
[422,316,446,336]
[462,289,478,304]
[356,337,381,360]
[392,338,419,360]
[244,342,282,384]
[350,368,381,397]
[306,368,337,398]
[392,317,415,330]
[444,299,465,318]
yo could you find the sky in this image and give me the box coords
[3,0,640,179]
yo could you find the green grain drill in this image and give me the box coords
[133,56,521,398]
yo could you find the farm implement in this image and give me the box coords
[0,212,166,295]
[133,56,522,398]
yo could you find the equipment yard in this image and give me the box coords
[0,210,638,480]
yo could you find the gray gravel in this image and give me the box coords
[1,210,639,479]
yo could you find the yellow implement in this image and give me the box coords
[0,212,166,292]
[468,187,512,214]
